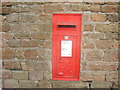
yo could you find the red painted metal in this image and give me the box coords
[52,14,82,81]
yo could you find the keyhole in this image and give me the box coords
[60,58,62,60]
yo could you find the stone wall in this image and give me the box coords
[1,2,119,88]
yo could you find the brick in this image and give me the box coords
[83,33,105,40]
[82,39,94,49]
[15,49,24,59]
[3,60,21,70]
[87,62,118,71]
[3,79,19,88]
[38,41,51,48]
[29,71,43,81]
[91,14,107,22]
[19,13,37,23]
[10,4,30,13]
[6,13,19,23]
[2,23,10,32]
[43,71,51,80]
[21,61,50,71]
[19,80,38,88]
[81,61,87,71]
[101,5,118,13]
[82,14,91,23]
[24,49,43,60]
[104,32,119,40]
[84,5,101,12]
[2,32,13,40]
[81,71,105,81]
[91,81,112,88]
[52,81,88,88]
[9,23,22,33]
[2,48,15,60]
[14,31,31,39]
[96,40,112,49]
[107,14,118,22]
[2,7,10,15]
[21,40,38,47]
[30,5,43,14]
[7,40,21,48]
[84,24,94,31]
[65,4,84,12]
[12,71,28,80]
[39,80,51,88]
[86,50,103,61]
[106,71,118,82]
[2,70,12,79]
[112,40,119,48]
[38,14,52,22]
[43,5,64,13]
[37,49,52,60]
[104,50,118,62]
[31,32,51,40]
[96,24,118,32]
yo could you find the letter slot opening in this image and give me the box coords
[58,25,76,28]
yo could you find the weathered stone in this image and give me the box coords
[91,81,112,88]
[3,60,21,70]
[104,32,119,40]
[104,50,118,62]
[81,71,105,81]
[43,5,64,13]
[21,40,38,47]
[19,13,37,23]
[91,14,107,22]
[31,32,51,40]
[84,5,101,12]
[3,79,19,88]
[2,23,10,32]
[2,7,10,15]
[106,71,118,82]
[52,81,88,88]
[21,61,50,71]
[101,5,118,13]
[38,41,51,48]
[82,39,94,49]
[29,71,43,81]
[14,31,31,39]
[87,62,118,71]
[107,14,118,22]
[2,32,13,40]
[96,40,112,49]
[7,40,21,48]
[39,80,51,88]
[2,48,15,60]
[24,49,42,60]
[83,33,105,40]
[84,24,94,31]
[2,70,12,79]
[12,71,28,80]
[10,4,30,13]
[6,13,19,23]
[19,80,38,88]
[85,50,103,61]
[96,24,118,32]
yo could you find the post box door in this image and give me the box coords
[52,14,82,81]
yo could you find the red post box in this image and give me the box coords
[52,14,82,81]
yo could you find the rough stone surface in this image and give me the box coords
[3,79,19,88]
[1,2,119,89]
[12,71,28,80]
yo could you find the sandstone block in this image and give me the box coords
[3,79,19,88]
[12,71,28,80]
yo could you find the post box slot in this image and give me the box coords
[58,25,76,28]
